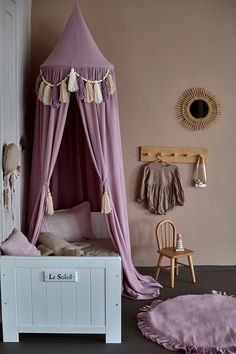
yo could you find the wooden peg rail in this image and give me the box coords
[140,146,208,164]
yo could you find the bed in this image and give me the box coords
[0,212,121,343]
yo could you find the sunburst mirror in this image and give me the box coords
[177,88,220,130]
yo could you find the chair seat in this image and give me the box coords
[158,247,194,259]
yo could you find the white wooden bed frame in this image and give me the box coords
[0,213,122,343]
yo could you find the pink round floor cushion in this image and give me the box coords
[137,292,236,354]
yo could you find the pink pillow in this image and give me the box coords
[0,229,41,256]
[41,201,93,242]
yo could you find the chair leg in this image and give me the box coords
[175,259,179,276]
[170,258,175,288]
[155,254,163,280]
[188,255,196,283]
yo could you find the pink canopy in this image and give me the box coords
[28,6,161,299]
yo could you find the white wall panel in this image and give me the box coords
[0,0,31,243]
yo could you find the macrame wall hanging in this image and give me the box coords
[3,143,21,219]
[36,67,116,107]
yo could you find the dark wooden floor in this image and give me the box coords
[1,266,236,354]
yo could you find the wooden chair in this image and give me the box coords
[155,219,196,288]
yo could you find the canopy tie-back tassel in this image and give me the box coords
[45,187,54,215]
[106,73,116,95]
[68,68,79,92]
[42,84,52,105]
[59,80,69,103]
[94,82,103,104]
[101,184,112,214]
[85,81,94,103]
[38,81,46,102]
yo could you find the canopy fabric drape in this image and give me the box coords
[28,102,69,243]
[28,6,161,299]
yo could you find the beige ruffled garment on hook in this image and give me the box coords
[138,162,184,215]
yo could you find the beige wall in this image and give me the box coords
[32,0,236,266]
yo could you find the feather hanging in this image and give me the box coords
[3,187,9,209]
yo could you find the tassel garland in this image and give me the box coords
[45,187,54,215]
[68,68,79,92]
[94,82,103,103]
[59,80,69,103]
[42,85,52,105]
[37,68,116,106]
[106,74,115,95]
[85,81,94,103]
[101,187,112,214]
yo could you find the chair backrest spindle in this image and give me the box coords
[156,219,176,251]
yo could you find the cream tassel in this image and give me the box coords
[85,81,94,103]
[68,68,78,92]
[101,187,112,214]
[59,80,69,103]
[106,74,115,95]
[94,82,103,104]
[38,81,46,101]
[45,187,54,215]
[42,85,52,105]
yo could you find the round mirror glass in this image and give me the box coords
[189,99,209,119]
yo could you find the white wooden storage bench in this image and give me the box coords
[0,255,121,343]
